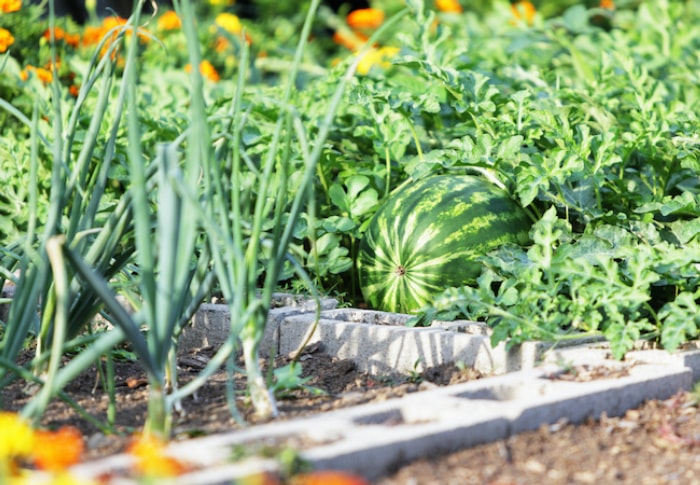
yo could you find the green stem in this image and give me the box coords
[384,145,392,200]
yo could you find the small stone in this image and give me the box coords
[86,432,111,450]
[572,471,596,483]
[524,459,546,473]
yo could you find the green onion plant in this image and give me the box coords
[0,4,144,422]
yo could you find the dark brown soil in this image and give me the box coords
[379,391,700,485]
[4,344,700,484]
[0,343,483,461]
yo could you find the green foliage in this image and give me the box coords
[2,0,700,432]
[414,208,700,358]
[269,361,325,398]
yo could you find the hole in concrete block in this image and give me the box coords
[320,309,411,326]
[456,382,549,402]
[353,409,404,426]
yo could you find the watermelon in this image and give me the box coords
[357,175,531,313]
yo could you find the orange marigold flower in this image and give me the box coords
[64,32,80,47]
[69,84,80,97]
[81,25,104,47]
[290,470,371,485]
[435,0,462,13]
[22,65,54,84]
[32,426,84,472]
[0,27,14,53]
[127,433,189,478]
[0,0,21,13]
[511,1,536,25]
[43,27,80,47]
[43,26,66,42]
[158,10,181,30]
[185,60,220,82]
[346,8,384,30]
[600,0,614,9]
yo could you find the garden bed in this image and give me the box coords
[4,300,697,484]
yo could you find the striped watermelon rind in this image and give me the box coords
[357,175,531,314]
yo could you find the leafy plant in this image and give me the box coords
[270,361,325,398]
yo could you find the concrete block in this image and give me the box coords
[279,308,593,375]
[300,363,692,480]
[0,283,15,325]
[176,293,337,355]
[544,341,700,383]
[625,346,700,382]
[67,358,694,485]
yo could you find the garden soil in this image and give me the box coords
[3,344,700,484]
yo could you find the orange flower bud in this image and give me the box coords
[346,8,385,30]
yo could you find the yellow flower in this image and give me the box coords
[32,426,84,472]
[25,471,98,485]
[209,0,234,5]
[346,8,385,30]
[0,27,15,53]
[101,16,128,30]
[0,0,21,13]
[158,10,181,30]
[600,0,614,9]
[214,12,242,35]
[58,473,97,485]
[0,412,34,462]
[435,0,462,13]
[510,1,536,26]
[356,46,399,75]
[127,433,188,478]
